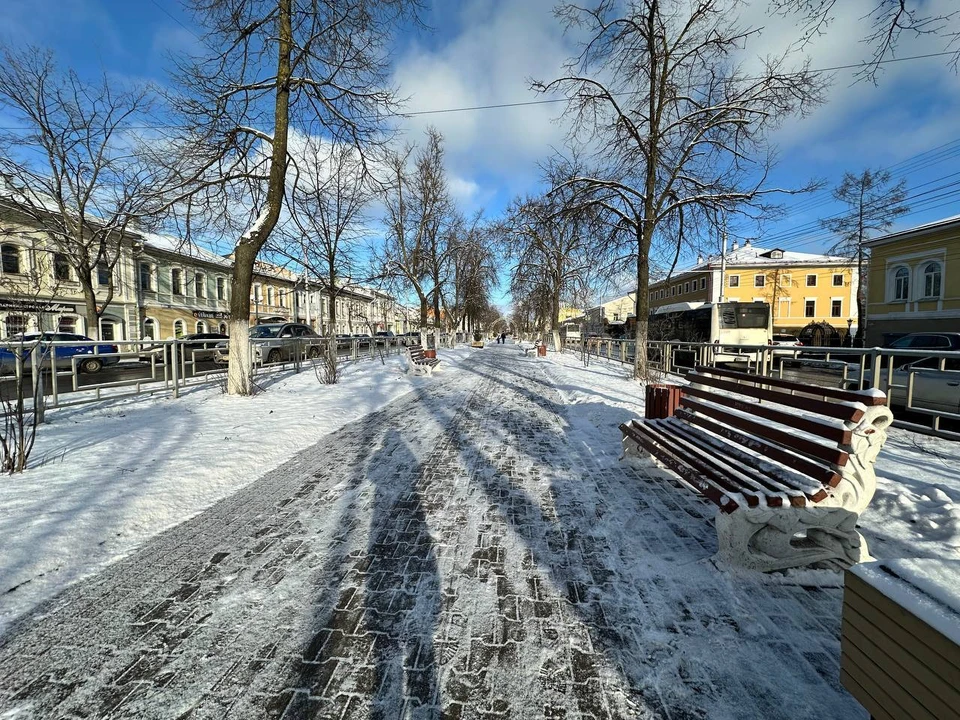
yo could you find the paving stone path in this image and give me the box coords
[0,347,866,719]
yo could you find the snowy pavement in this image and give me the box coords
[0,344,876,719]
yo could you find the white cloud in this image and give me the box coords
[390,0,574,206]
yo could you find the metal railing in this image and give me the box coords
[562,336,960,441]
[0,335,417,410]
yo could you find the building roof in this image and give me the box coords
[693,241,849,269]
[865,214,960,248]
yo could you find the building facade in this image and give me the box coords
[864,215,960,346]
[648,241,858,334]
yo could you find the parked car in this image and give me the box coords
[143,333,229,363]
[213,323,322,365]
[0,332,120,374]
[845,356,960,414]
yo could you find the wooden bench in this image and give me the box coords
[619,365,893,572]
[406,345,440,376]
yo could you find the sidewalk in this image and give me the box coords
[0,346,865,719]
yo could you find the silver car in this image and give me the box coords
[213,323,323,365]
[847,356,960,415]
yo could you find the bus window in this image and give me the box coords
[734,305,769,328]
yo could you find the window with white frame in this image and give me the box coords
[53,253,71,282]
[196,321,205,333]
[754,275,765,287]
[779,273,791,287]
[219,322,227,334]
[922,261,942,298]
[279,290,286,308]
[5,314,27,337]
[195,273,206,298]
[253,283,262,302]
[806,274,817,287]
[173,319,185,338]
[171,268,183,295]
[97,263,111,286]
[684,281,690,293]
[216,277,225,300]
[143,318,157,340]
[1,244,21,275]
[833,273,844,287]
[777,298,791,318]
[728,275,740,288]
[139,263,153,292]
[267,286,275,306]
[58,316,77,334]
[831,299,842,317]
[805,299,816,317]
[893,266,909,300]
[700,278,706,290]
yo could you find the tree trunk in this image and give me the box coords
[225,0,292,396]
[80,277,99,340]
[856,248,866,343]
[633,223,652,381]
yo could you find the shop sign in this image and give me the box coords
[0,298,77,314]
[193,310,230,320]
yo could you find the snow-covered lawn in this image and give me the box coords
[2,344,958,639]
[0,348,477,634]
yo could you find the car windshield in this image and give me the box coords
[249,325,282,338]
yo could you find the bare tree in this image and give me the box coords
[535,0,826,379]
[440,211,497,343]
[375,128,454,346]
[0,45,167,340]
[771,1,960,80]
[162,0,418,395]
[821,169,909,342]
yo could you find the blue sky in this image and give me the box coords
[2,0,960,307]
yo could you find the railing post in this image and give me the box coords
[171,340,180,399]
[49,345,58,408]
[31,342,44,424]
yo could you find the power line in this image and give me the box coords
[0,49,954,131]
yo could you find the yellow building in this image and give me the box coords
[865,215,960,346]
[648,240,858,334]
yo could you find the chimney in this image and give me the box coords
[731,240,739,251]
[696,254,703,264]
[744,238,752,248]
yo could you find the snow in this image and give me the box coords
[852,559,960,647]
[0,348,477,634]
[1,344,960,715]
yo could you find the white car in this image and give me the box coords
[845,356,960,415]
[213,323,322,365]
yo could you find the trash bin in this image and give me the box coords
[537,344,547,357]
[644,384,682,419]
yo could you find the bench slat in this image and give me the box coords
[621,421,741,512]
[651,419,789,507]
[688,372,864,423]
[667,420,814,505]
[682,385,853,445]
[695,365,887,407]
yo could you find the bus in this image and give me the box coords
[649,301,772,365]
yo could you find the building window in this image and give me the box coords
[218,322,227,334]
[1,244,21,274]
[893,266,909,300]
[671,286,676,296]
[195,273,206,298]
[700,278,706,290]
[754,275,765,288]
[831,300,842,317]
[833,273,844,287]
[53,253,71,281]
[279,290,286,308]
[5,314,27,338]
[923,261,942,298]
[172,268,183,295]
[173,319,185,338]
[728,275,740,288]
[267,287,275,306]
[100,320,116,342]
[143,318,156,340]
[806,274,817,287]
[779,273,791,287]
[683,282,689,293]
[96,263,111,286]
[805,299,816,317]
[254,284,262,302]
[139,263,153,292]
[58,316,77,334]
[217,277,225,300]
[196,322,205,333]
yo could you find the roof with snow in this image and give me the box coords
[676,241,853,274]
[865,213,960,247]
